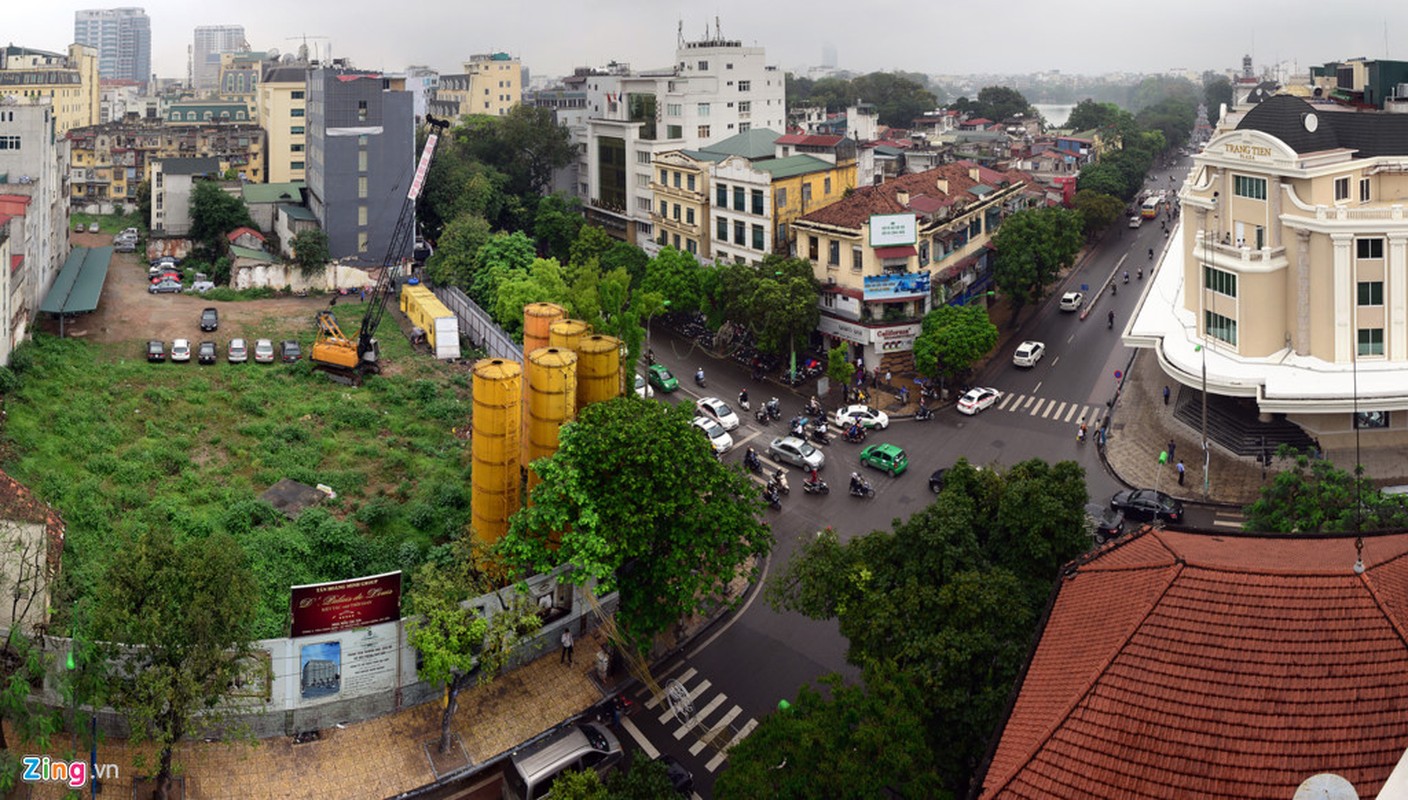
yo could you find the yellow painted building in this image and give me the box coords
[0,44,100,136]
[258,64,310,183]
[218,51,265,116]
[650,151,710,257]
[434,52,521,118]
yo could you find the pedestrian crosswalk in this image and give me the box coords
[628,664,760,775]
[994,391,1107,427]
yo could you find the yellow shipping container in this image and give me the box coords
[399,284,461,359]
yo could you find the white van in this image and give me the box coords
[502,722,622,800]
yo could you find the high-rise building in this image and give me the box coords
[305,67,412,264]
[259,63,311,183]
[192,25,246,93]
[74,7,151,85]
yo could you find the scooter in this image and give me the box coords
[810,424,832,445]
[1137,268,1143,280]
[694,369,706,388]
[737,393,750,412]
[848,477,875,498]
[790,418,808,439]
[802,477,830,495]
[914,405,933,422]
[755,406,771,424]
[764,398,781,421]
[743,449,762,474]
[762,484,782,510]
[844,426,867,444]
[1111,283,1117,297]
[772,469,790,495]
[1108,311,1115,330]
[1123,271,1130,284]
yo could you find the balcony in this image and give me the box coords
[649,213,701,237]
[650,181,704,202]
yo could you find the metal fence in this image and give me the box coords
[431,284,523,362]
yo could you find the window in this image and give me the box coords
[672,203,681,221]
[852,247,864,271]
[637,173,649,188]
[1361,178,1372,202]
[739,122,751,132]
[738,80,751,92]
[1357,238,1384,259]
[802,183,812,203]
[1232,175,1266,200]
[637,197,652,211]
[919,241,929,266]
[290,160,304,170]
[1355,410,1389,429]
[659,169,668,184]
[290,108,305,118]
[776,188,787,208]
[734,186,745,211]
[697,61,708,70]
[0,135,20,150]
[717,217,728,240]
[1205,310,1237,346]
[808,236,819,260]
[290,126,304,135]
[636,151,651,164]
[660,200,667,217]
[291,144,304,153]
[667,103,681,116]
[1203,266,1237,297]
[687,174,696,191]
[686,208,695,225]
[358,205,368,225]
[697,103,710,117]
[673,171,681,188]
[667,125,682,139]
[291,91,304,99]
[1358,281,1384,306]
[827,240,840,266]
[357,232,369,252]
[734,220,745,245]
[1358,327,1385,356]
[751,189,764,215]
[716,184,728,206]
[752,224,764,250]
[358,150,368,171]
[1335,177,1350,202]
[698,125,711,139]
[823,177,832,195]
[358,176,368,199]
[739,101,751,114]
[686,239,696,254]
[726,63,733,70]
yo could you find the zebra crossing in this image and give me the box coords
[626,664,761,776]
[994,391,1107,426]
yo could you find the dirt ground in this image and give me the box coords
[43,232,367,348]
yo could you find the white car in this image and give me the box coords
[1013,340,1045,368]
[832,404,889,430]
[957,387,1001,415]
[692,416,734,455]
[1059,292,1083,312]
[695,397,740,431]
[253,338,275,364]
[1129,216,1143,228]
[170,338,191,363]
[634,373,654,399]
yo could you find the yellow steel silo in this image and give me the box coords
[523,347,577,492]
[470,358,522,548]
[575,334,622,408]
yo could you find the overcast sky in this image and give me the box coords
[10,2,1408,83]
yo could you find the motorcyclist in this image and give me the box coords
[1148,248,1154,261]
[1111,282,1117,296]
[738,389,749,408]
[1123,270,1130,284]
[1137,267,1143,280]
[744,447,760,471]
[850,472,863,493]
[695,367,705,385]
[848,422,863,441]
[809,467,820,485]
[1108,310,1115,329]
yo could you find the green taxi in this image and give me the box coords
[647,363,679,393]
[859,443,909,477]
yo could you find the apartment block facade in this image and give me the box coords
[0,103,69,354]
[192,25,246,93]
[74,7,150,85]
[0,44,100,135]
[434,53,520,119]
[69,121,265,207]
[258,64,310,183]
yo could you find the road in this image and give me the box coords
[618,153,1204,797]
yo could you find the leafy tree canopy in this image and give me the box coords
[951,86,1037,124]
[499,397,771,653]
[1065,99,1133,132]
[911,303,998,385]
[1073,189,1127,237]
[1204,74,1233,116]
[458,105,579,200]
[787,71,937,127]
[290,228,330,278]
[189,180,253,259]
[425,213,493,290]
[534,193,585,264]
[641,246,704,314]
[992,206,1084,315]
[1243,447,1408,533]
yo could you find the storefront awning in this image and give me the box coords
[873,246,916,259]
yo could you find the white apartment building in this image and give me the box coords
[574,32,786,245]
[192,25,246,93]
[0,102,69,355]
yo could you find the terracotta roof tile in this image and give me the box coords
[981,528,1408,800]
[774,133,845,147]
[795,161,1031,231]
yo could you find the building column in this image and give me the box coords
[1332,233,1354,363]
[1390,233,1408,360]
[1295,229,1311,356]
[1268,176,1282,249]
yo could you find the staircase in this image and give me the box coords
[1172,387,1314,457]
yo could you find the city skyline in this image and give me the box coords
[10,1,1408,84]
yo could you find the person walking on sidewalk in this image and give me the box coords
[1176,460,1186,485]
[1167,439,1176,461]
[1163,385,1171,405]
[560,629,574,666]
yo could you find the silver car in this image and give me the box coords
[227,337,248,363]
[768,436,825,470]
[253,338,275,363]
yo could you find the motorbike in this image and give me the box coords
[755,406,771,424]
[743,449,762,474]
[790,417,809,438]
[848,478,875,498]
[804,399,822,418]
[762,485,782,510]
[914,405,933,422]
[772,469,790,495]
[1111,283,1117,296]
[1137,268,1143,280]
[694,370,706,388]
[597,692,635,726]
[1123,271,1130,284]
[802,477,830,495]
[844,426,867,444]
[764,398,781,421]
[810,424,832,445]
[1108,312,1115,330]
[738,393,751,412]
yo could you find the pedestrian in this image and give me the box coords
[871,368,879,389]
[1167,439,1176,461]
[1163,385,1171,405]
[360,287,366,303]
[884,369,892,386]
[560,628,574,666]
[1177,460,1186,485]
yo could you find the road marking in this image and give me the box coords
[1064,404,1080,423]
[1051,401,1066,419]
[676,693,728,740]
[1029,399,1045,416]
[621,717,659,759]
[1067,334,1075,344]
[1043,401,1060,419]
[703,709,752,773]
[658,679,711,724]
[733,429,760,448]
[1022,395,1035,410]
[1051,356,1060,367]
[645,668,695,710]
[1212,519,1243,528]
[997,393,1014,410]
[1034,381,1043,393]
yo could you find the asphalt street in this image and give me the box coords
[620,153,1201,797]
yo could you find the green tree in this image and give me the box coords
[550,755,677,800]
[641,246,704,314]
[0,533,63,793]
[493,258,571,338]
[460,105,579,198]
[1204,74,1233,115]
[569,225,616,272]
[290,228,330,278]
[425,213,493,291]
[406,543,542,756]
[1074,162,1130,199]
[952,86,1035,124]
[534,193,585,264]
[89,529,257,800]
[188,180,253,261]
[826,343,855,389]
[469,230,538,308]
[1073,189,1127,238]
[1242,447,1408,533]
[1065,99,1128,132]
[991,206,1083,319]
[716,667,943,800]
[851,72,938,127]
[499,398,771,653]
[911,304,998,391]
[135,180,152,229]
[418,151,506,241]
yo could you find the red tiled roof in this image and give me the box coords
[10,255,23,274]
[0,469,64,579]
[966,117,994,125]
[226,226,266,242]
[980,528,1408,800]
[0,195,30,216]
[774,133,845,147]
[795,161,1031,231]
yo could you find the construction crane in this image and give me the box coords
[311,114,449,385]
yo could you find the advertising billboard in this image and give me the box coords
[863,272,931,300]
[290,571,402,638]
[869,214,917,247]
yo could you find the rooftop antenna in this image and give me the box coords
[677,19,683,49]
[715,15,722,41]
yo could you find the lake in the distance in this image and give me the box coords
[1033,103,1075,127]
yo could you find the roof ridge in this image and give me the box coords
[1359,565,1408,654]
[986,558,1186,799]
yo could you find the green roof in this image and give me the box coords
[242,182,304,204]
[280,205,317,221]
[698,128,782,159]
[230,245,274,261]
[753,154,834,179]
[40,247,110,315]
[679,149,728,163]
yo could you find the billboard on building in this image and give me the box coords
[863,272,931,300]
[869,213,917,247]
[290,571,402,638]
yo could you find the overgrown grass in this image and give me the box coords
[2,330,474,638]
[70,211,144,234]
[199,286,281,302]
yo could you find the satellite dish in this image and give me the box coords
[1292,774,1358,800]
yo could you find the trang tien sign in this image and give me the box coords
[869,213,917,247]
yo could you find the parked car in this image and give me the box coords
[197,340,217,365]
[146,339,165,362]
[113,232,137,244]
[74,221,84,233]
[1013,340,1045,368]
[956,387,1001,415]
[1086,503,1126,544]
[149,256,180,268]
[253,339,275,363]
[859,443,908,477]
[148,278,182,294]
[1110,489,1185,524]
[87,222,99,233]
[114,240,136,253]
[646,364,679,393]
[150,270,181,284]
[227,338,248,363]
[280,340,302,362]
[170,338,191,362]
[199,307,219,331]
[149,259,179,277]
[119,227,138,238]
[767,435,825,470]
[691,417,733,455]
[1059,291,1084,311]
[634,373,654,399]
[694,397,740,431]
[832,404,889,430]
